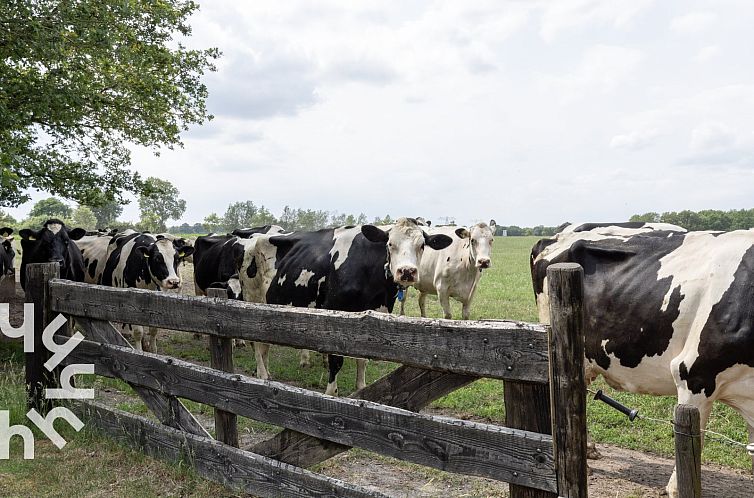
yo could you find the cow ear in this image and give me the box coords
[136,246,150,258]
[68,228,87,240]
[426,220,431,227]
[177,246,194,259]
[361,225,389,244]
[0,227,12,237]
[455,228,470,239]
[19,229,38,241]
[424,233,453,250]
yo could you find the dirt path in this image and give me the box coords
[3,276,753,497]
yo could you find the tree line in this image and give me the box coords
[630,209,754,231]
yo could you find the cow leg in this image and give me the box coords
[299,349,311,368]
[145,326,158,353]
[355,358,367,391]
[325,354,344,396]
[132,325,144,352]
[233,339,247,348]
[418,292,427,318]
[399,293,406,316]
[253,342,271,380]
[461,299,471,320]
[438,290,452,319]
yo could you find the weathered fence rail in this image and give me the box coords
[27,262,588,497]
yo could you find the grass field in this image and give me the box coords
[0,235,752,496]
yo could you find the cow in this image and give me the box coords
[238,217,452,395]
[74,233,114,284]
[192,226,285,347]
[18,219,87,289]
[0,228,15,295]
[528,222,754,497]
[400,220,496,319]
[101,232,194,352]
[0,228,15,279]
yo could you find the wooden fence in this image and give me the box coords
[25,262,588,498]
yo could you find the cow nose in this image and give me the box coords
[397,267,417,282]
[478,259,491,269]
[165,278,181,289]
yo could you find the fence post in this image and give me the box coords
[547,263,588,498]
[207,287,238,447]
[504,382,556,498]
[674,404,702,498]
[24,262,62,414]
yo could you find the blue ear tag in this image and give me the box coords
[397,288,405,302]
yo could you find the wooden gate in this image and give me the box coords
[25,262,587,497]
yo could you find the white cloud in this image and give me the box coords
[670,12,717,35]
[540,45,644,102]
[539,0,655,42]
[609,129,661,150]
[696,45,720,62]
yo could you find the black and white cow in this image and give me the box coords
[101,232,194,352]
[19,219,87,289]
[238,217,452,395]
[75,233,114,284]
[401,221,496,319]
[193,225,286,297]
[0,228,15,280]
[529,222,754,497]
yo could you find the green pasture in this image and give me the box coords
[0,235,751,497]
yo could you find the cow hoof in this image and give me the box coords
[235,339,247,348]
[586,442,602,460]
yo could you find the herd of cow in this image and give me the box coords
[2,217,754,496]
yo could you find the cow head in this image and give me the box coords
[361,217,452,286]
[455,220,496,270]
[19,220,86,275]
[0,228,15,278]
[136,237,194,290]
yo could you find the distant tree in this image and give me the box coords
[203,213,224,232]
[0,210,16,227]
[28,197,71,219]
[629,212,660,223]
[138,177,186,232]
[372,215,394,225]
[87,198,123,228]
[223,201,258,229]
[71,206,97,230]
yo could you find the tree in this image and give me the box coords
[0,209,16,227]
[203,213,224,232]
[223,201,259,229]
[138,177,186,232]
[28,197,71,219]
[87,198,123,228]
[71,206,97,230]
[630,212,660,223]
[0,1,219,207]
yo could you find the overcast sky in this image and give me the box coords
[10,0,754,227]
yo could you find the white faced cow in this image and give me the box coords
[238,217,452,395]
[529,222,754,497]
[401,221,496,320]
[101,232,193,352]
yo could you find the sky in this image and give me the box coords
[9,0,754,227]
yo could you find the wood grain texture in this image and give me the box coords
[252,365,476,468]
[546,264,588,498]
[24,263,60,413]
[50,279,549,382]
[64,339,557,492]
[207,288,238,448]
[505,381,558,498]
[72,400,386,498]
[674,404,702,498]
[74,317,210,438]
